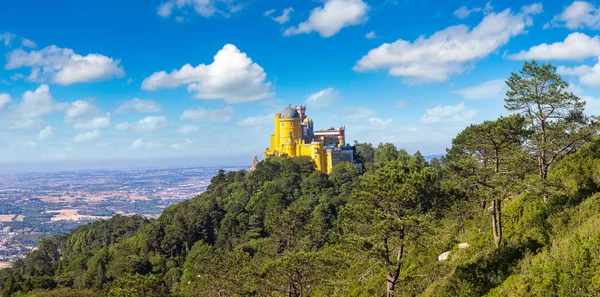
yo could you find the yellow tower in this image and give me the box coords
[265,106,333,173]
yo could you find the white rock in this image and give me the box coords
[438,251,450,261]
[458,242,470,249]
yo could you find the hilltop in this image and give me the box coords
[1,61,599,297]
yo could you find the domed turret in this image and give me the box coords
[281,107,300,119]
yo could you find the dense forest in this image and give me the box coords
[1,61,599,297]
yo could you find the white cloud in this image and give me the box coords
[6,45,124,85]
[0,93,12,110]
[116,122,131,130]
[178,124,200,135]
[129,139,161,150]
[509,33,600,61]
[284,0,369,38]
[0,32,15,47]
[21,38,36,48]
[306,88,340,110]
[141,44,273,104]
[345,106,376,119]
[9,85,68,129]
[74,130,100,143]
[451,79,506,100]
[64,100,111,130]
[395,100,406,109]
[454,2,493,19]
[115,116,169,131]
[237,114,273,126]
[115,98,162,114]
[354,4,542,83]
[545,1,600,30]
[421,102,477,124]
[582,95,600,115]
[170,139,194,150]
[557,58,600,87]
[272,7,293,24]
[366,117,393,129]
[37,126,53,141]
[156,0,243,19]
[136,116,169,131]
[157,2,174,17]
[365,31,376,39]
[180,106,235,122]
[264,9,276,17]
[454,6,481,19]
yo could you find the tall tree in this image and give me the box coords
[447,115,529,248]
[343,159,438,297]
[505,60,594,202]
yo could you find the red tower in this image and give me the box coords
[294,105,307,121]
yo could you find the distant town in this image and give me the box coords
[0,166,244,268]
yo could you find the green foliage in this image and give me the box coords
[103,273,167,297]
[1,62,599,297]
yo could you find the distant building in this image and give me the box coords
[264,105,356,173]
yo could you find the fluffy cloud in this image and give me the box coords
[170,139,194,150]
[116,116,169,131]
[0,32,15,46]
[558,58,600,87]
[157,0,243,19]
[454,6,481,19]
[420,102,477,124]
[129,139,161,150]
[21,38,36,48]
[142,44,273,104]
[116,122,131,130]
[451,79,506,99]
[237,114,273,126]
[354,4,542,83]
[180,106,235,122]
[37,126,53,141]
[365,31,377,39]
[0,93,12,110]
[364,117,393,129]
[264,9,276,16]
[345,106,376,119]
[284,0,369,38]
[454,2,493,19]
[115,98,162,114]
[545,1,600,30]
[178,124,200,135]
[582,95,600,115]
[64,100,111,130]
[509,33,600,60]
[306,88,340,110]
[74,130,100,143]
[10,85,68,129]
[272,8,293,24]
[6,45,124,85]
[137,116,169,131]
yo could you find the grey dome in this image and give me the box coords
[281,107,300,119]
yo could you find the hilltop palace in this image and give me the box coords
[261,105,356,174]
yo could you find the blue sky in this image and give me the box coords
[1,0,599,170]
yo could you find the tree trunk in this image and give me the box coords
[386,227,405,297]
[491,199,502,249]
